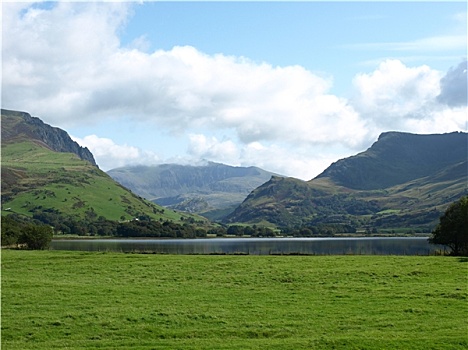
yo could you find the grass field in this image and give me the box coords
[2,250,467,349]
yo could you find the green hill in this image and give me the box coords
[1,110,206,234]
[225,132,468,232]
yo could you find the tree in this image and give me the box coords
[227,225,243,236]
[429,196,468,256]
[1,215,22,246]
[18,224,54,250]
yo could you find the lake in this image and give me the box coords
[50,237,444,255]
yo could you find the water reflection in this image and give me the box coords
[50,237,443,255]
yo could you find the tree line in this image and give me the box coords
[1,215,53,250]
[2,211,357,248]
[2,195,466,255]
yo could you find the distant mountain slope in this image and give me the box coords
[226,131,468,231]
[1,110,202,226]
[107,163,281,217]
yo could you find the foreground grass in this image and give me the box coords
[2,251,467,349]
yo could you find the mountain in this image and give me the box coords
[107,163,281,220]
[226,131,467,231]
[316,131,467,190]
[1,109,97,166]
[1,110,205,232]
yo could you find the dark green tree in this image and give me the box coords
[1,215,22,246]
[227,225,243,236]
[18,224,54,250]
[429,196,468,256]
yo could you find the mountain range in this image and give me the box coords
[107,163,280,220]
[2,108,466,235]
[225,131,467,232]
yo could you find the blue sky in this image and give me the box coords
[121,1,465,93]
[3,1,467,179]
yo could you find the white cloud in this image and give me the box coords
[2,2,367,152]
[403,107,468,134]
[238,142,345,181]
[72,135,160,171]
[353,60,441,116]
[188,134,240,163]
[187,135,351,180]
[2,2,131,120]
[3,3,467,180]
[351,59,466,134]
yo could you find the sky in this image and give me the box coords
[2,0,467,180]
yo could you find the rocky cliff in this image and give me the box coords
[1,109,97,167]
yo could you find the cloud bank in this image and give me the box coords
[71,135,160,171]
[3,2,467,179]
[437,60,468,107]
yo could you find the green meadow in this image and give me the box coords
[2,250,467,349]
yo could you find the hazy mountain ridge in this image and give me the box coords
[226,131,467,230]
[107,163,281,216]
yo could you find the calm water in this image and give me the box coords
[50,237,443,255]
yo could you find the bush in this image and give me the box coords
[18,224,54,250]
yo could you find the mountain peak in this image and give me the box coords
[315,131,467,190]
[1,109,97,167]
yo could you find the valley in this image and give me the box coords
[2,109,467,238]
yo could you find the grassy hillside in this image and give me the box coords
[226,172,466,231]
[1,111,205,229]
[1,140,200,223]
[226,132,467,231]
[2,251,467,349]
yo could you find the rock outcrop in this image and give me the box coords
[1,109,97,167]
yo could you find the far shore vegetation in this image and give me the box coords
[3,195,467,255]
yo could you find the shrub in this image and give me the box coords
[18,224,54,250]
